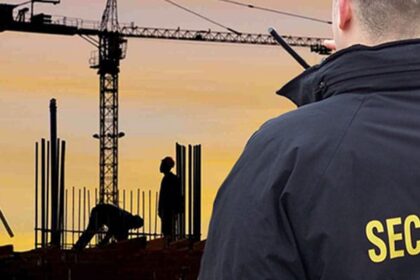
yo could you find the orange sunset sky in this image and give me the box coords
[0,0,331,251]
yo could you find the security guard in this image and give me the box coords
[199,0,420,279]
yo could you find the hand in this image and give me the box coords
[323,39,336,51]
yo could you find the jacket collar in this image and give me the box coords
[277,38,420,107]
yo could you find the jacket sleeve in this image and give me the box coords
[198,119,308,280]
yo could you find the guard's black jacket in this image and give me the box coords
[199,40,420,279]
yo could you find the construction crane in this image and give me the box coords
[0,0,329,207]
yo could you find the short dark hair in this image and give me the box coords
[162,156,175,169]
[355,0,420,39]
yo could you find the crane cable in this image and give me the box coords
[162,0,242,35]
[220,0,332,25]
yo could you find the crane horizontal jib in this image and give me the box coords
[0,8,328,50]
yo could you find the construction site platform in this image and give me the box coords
[0,238,205,280]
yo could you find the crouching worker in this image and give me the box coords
[73,203,144,250]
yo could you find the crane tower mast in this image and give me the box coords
[93,0,127,205]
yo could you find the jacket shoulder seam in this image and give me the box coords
[311,95,368,190]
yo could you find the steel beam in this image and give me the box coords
[50,99,60,246]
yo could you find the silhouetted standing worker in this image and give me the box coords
[158,156,182,244]
[73,203,143,250]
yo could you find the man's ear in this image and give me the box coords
[339,0,352,30]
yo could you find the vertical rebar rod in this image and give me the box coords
[83,187,86,230]
[198,145,202,240]
[137,188,140,235]
[94,188,98,245]
[129,190,133,239]
[59,141,66,248]
[130,190,133,214]
[65,189,68,249]
[87,190,91,217]
[142,191,145,236]
[46,141,50,243]
[50,99,59,246]
[95,188,98,205]
[72,186,75,246]
[193,145,202,241]
[148,190,151,239]
[78,188,81,239]
[35,142,39,249]
[123,189,126,210]
[181,145,186,238]
[176,143,181,238]
[193,145,199,241]
[56,139,60,245]
[87,189,91,247]
[155,191,158,238]
[188,144,192,238]
[41,139,46,247]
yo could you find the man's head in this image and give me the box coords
[331,0,420,50]
[131,215,144,229]
[160,156,175,174]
